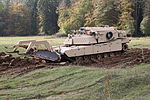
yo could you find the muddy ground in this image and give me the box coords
[0,48,150,77]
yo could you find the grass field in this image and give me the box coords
[0,64,149,100]
[129,37,150,49]
[0,36,150,100]
[0,36,65,52]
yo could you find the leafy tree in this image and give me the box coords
[0,2,4,10]
[58,0,93,34]
[144,0,150,17]
[0,0,149,36]
[59,0,71,8]
[118,0,135,34]
[58,0,72,33]
[94,0,120,27]
[132,0,146,36]
[25,0,39,35]
[0,2,5,35]
[141,16,150,35]
[140,0,150,36]
[84,0,95,27]
[1,0,12,36]
[8,2,31,36]
[38,0,60,35]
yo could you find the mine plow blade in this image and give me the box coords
[32,50,61,62]
[5,40,61,62]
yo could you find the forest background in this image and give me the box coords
[0,0,150,36]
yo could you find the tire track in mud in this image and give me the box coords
[0,69,94,92]
[1,70,103,100]
[19,76,105,100]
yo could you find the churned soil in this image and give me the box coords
[73,48,150,68]
[0,48,150,77]
[0,52,55,77]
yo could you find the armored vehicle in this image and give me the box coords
[7,27,130,62]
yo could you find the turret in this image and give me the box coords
[64,27,128,46]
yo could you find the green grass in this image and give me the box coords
[129,37,150,49]
[0,36,65,52]
[0,64,149,100]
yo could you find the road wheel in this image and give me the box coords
[122,44,128,52]
[97,54,102,60]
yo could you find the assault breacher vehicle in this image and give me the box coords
[7,27,130,62]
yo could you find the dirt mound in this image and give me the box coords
[0,53,52,77]
[0,48,150,77]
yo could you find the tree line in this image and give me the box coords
[0,0,150,36]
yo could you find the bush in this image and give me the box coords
[141,17,150,36]
[54,32,67,37]
[127,20,135,35]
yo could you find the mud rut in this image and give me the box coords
[0,48,150,77]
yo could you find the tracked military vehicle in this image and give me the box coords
[6,27,130,62]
